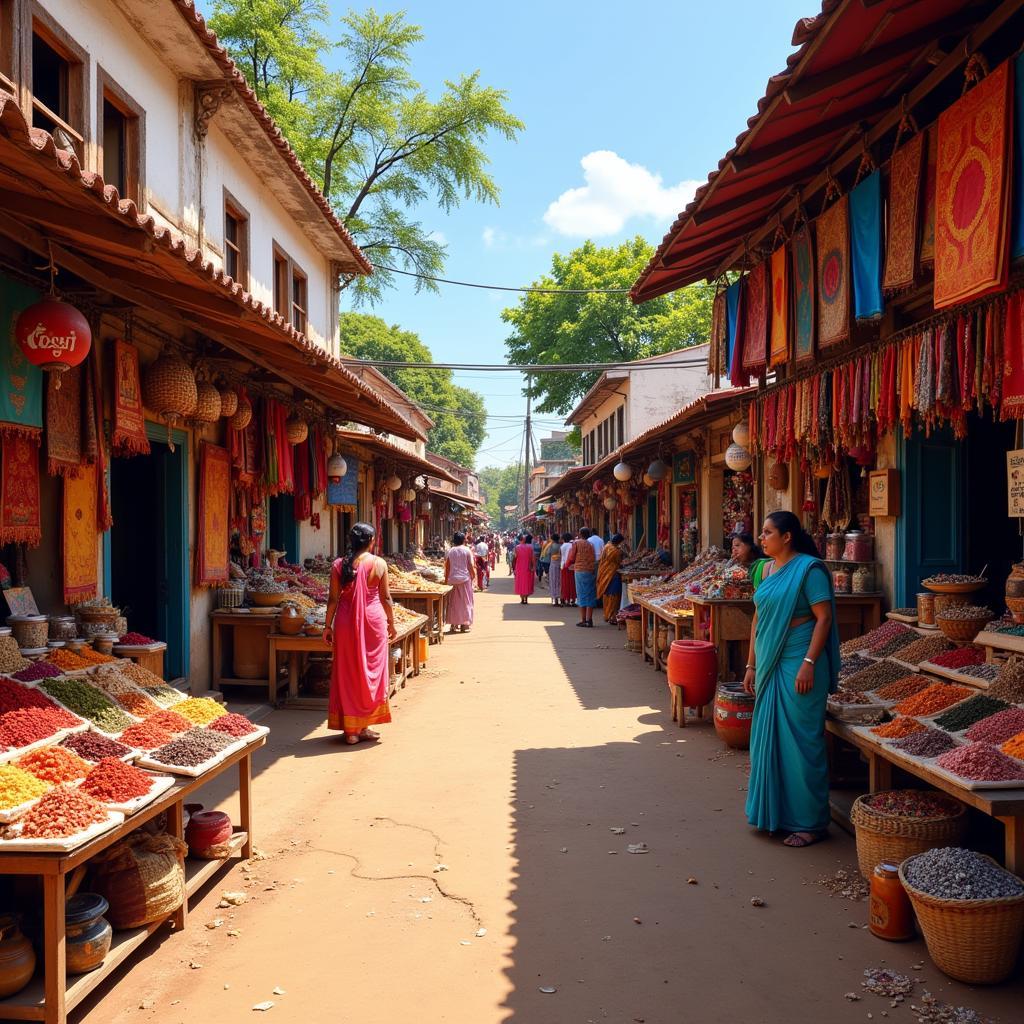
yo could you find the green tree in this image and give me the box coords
[502,237,714,415]
[209,2,524,302]
[478,464,524,529]
[339,312,486,466]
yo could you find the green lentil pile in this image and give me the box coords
[843,659,913,693]
[38,678,133,733]
[932,694,1010,732]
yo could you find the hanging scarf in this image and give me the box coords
[46,366,82,477]
[850,170,884,321]
[196,442,231,586]
[920,127,938,267]
[792,226,816,364]
[0,434,41,546]
[88,343,112,531]
[769,244,789,367]
[816,195,851,348]
[62,464,98,603]
[709,289,727,379]
[884,132,924,294]
[726,279,749,387]
[111,339,149,456]
[741,261,769,375]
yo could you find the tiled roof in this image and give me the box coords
[334,429,459,484]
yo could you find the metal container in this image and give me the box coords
[916,592,936,626]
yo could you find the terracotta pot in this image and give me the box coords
[277,603,305,636]
[186,811,233,859]
[0,915,35,996]
[713,683,754,749]
[666,639,717,709]
[65,895,111,975]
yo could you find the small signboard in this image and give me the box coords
[868,468,900,517]
[1007,449,1024,517]
[673,451,696,486]
[326,455,359,509]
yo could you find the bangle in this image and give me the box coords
[803,657,815,666]
[745,663,755,671]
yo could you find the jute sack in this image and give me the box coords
[89,831,187,928]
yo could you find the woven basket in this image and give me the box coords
[90,832,187,929]
[231,395,252,431]
[936,614,992,643]
[217,386,238,418]
[286,416,308,445]
[143,353,197,420]
[899,854,1024,984]
[216,585,244,609]
[850,792,966,880]
[193,381,222,423]
[626,619,641,645]
[656,625,671,654]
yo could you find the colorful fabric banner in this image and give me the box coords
[850,170,884,321]
[709,289,727,379]
[792,226,815,365]
[816,195,850,348]
[769,244,789,367]
[0,279,43,437]
[197,442,231,586]
[1013,54,1024,260]
[741,261,769,374]
[88,346,112,531]
[62,463,98,604]
[111,339,150,457]
[883,132,924,294]
[727,277,749,387]
[0,434,41,546]
[725,279,741,374]
[45,367,82,477]
[1003,292,1024,418]
[920,128,938,266]
[934,60,1013,309]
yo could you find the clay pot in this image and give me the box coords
[666,639,718,709]
[277,603,305,636]
[0,915,35,996]
[65,895,111,975]
[186,811,233,859]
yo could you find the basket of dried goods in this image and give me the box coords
[935,605,994,643]
[921,573,987,595]
[849,790,966,881]
[900,848,1024,984]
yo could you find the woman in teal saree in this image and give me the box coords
[742,511,840,847]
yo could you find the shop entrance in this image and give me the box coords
[268,495,299,564]
[107,425,188,679]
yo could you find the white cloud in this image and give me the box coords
[543,150,700,237]
[481,226,500,248]
[428,230,447,245]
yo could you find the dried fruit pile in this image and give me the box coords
[146,710,191,734]
[964,707,1024,744]
[935,742,1024,782]
[60,731,131,762]
[840,621,910,657]
[11,661,62,682]
[0,679,51,716]
[959,664,999,681]
[844,659,915,693]
[0,637,28,674]
[17,785,107,838]
[16,746,89,784]
[38,678,133,733]
[208,713,257,737]
[88,673,161,717]
[43,648,92,671]
[149,728,234,767]
[927,646,986,669]
[0,765,50,808]
[904,847,1024,899]
[73,647,116,666]
[892,728,959,758]
[118,721,174,750]
[888,634,953,664]
[175,697,227,726]
[933,695,1010,732]
[142,685,186,708]
[874,675,932,701]
[80,758,153,802]
[871,717,925,739]
[893,683,972,717]
[116,661,167,690]
[863,791,959,818]
[0,707,81,749]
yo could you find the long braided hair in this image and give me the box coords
[340,522,376,587]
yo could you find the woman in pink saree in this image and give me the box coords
[323,523,396,744]
[513,532,536,604]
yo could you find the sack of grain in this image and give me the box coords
[88,831,186,928]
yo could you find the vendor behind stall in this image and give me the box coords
[731,532,766,584]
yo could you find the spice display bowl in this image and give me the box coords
[936,615,993,643]
[249,591,287,608]
[0,810,123,851]
[922,580,986,595]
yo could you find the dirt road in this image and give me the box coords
[81,573,1021,1023]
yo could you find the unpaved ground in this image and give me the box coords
[77,573,1023,1023]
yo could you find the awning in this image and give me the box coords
[334,430,459,485]
[533,465,590,502]
[440,492,483,510]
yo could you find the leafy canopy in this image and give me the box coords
[478,464,524,529]
[339,312,485,467]
[209,2,524,302]
[502,237,714,415]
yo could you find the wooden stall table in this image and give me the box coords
[389,587,451,645]
[0,737,264,1024]
[688,595,755,683]
[826,719,1024,874]
[976,628,1024,664]
[210,611,277,697]
[834,593,883,643]
[111,642,167,680]
[622,568,675,605]
[636,598,693,673]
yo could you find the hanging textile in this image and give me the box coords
[792,226,816,364]
[111,340,150,457]
[741,261,769,375]
[920,128,938,266]
[45,366,82,477]
[196,442,231,586]
[62,463,97,604]
[0,279,43,438]
[850,170,883,321]
[88,343,112,531]
[81,356,98,463]
[293,437,312,522]
[1002,291,1024,419]
[816,195,851,348]
[769,244,789,367]
[883,132,924,294]
[934,59,1012,309]
[725,279,741,374]
[1012,53,1024,260]
[726,278,749,387]
[0,434,41,546]
[709,289,727,379]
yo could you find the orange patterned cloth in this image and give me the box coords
[0,435,41,546]
[934,61,1013,309]
[883,132,924,295]
[62,463,98,603]
[111,339,149,457]
[769,244,789,367]
[816,195,850,348]
[920,128,938,266]
[196,442,231,586]
[741,260,768,374]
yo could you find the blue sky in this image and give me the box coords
[326,1,816,466]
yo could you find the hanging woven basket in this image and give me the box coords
[218,385,238,419]
[286,416,308,445]
[143,353,197,423]
[193,382,222,424]
[231,394,253,431]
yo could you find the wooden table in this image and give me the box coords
[111,644,167,680]
[976,628,1024,662]
[210,611,277,696]
[827,719,1024,873]
[389,588,451,645]
[636,598,693,673]
[689,595,755,683]
[834,593,883,642]
[0,737,264,1024]
[623,569,675,605]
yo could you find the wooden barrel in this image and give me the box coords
[713,683,754,749]
[666,639,717,709]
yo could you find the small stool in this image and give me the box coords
[669,685,706,728]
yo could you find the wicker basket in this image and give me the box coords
[216,585,244,610]
[285,416,308,445]
[626,618,641,646]
[218,386,238,418]
[143,353,197,421]
[231,395,253,431]
[899,853,1024,984]
[193,381,222,423]
[936,614,993,643]
[850,791,967,880]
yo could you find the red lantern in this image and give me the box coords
[14,299,92,381]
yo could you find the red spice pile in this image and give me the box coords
[936,742,1024,782]
[0,678,56,714]
[208,713,257,738]
[893,683,973,717]
[18,785,108,838]
[118,720,174,750]
[11,661,62,683]
[146,710,191,735]
[16,746,90,784]
[118,632,157,645]
[0,707,82,750]
[80,758,153,802]
[928,646,986,669]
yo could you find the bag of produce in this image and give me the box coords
[88,831,187,928]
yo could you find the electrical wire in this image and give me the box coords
[342,356,708,373]
[372,263,631,295]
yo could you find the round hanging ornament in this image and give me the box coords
[327,454,348,481]
[732,421,750,447]
[647,458,669,482]
[603,495,618,510]
[387,474,402,491]
[613,461,633,482]
[143,352,198,424]
[286,416,308,446]
[14,298,92,384]
[193,381,222,423]
[724,442,752,472]
[642,472,655,487]
[231,394,253,431]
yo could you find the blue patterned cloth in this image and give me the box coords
[850,171,883,321]
[574,570,598,608]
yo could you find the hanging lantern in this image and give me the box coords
[218,385,238,419]
[327,453,348,482]
[231,393,253,431]
[732,421,750,448]
[613,461,633,482]
[724,442,752,472]
[603,495,618,510]
[642,472,655,487]
[143,352,197,425]
[14,298,92,384]
[647,458,669,481]
[193,381,222,423]
[403,488,416,502]
[286,416,308,446]
[387,474,402,491]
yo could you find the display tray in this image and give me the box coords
[112,642,167,654]
[137,738,248,777]
[0,793,47,824]
[917,661,995,689]
[0,722,90,765]
[886,612,919,624]
[101,772,176,816]
[923,760,1024,791]
[0,810,124,851]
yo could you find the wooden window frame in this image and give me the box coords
[95,66,144,206]
[616,405,624,447]
[272,242,290,320]
[271,240,309,336]
[0,0,19,94]
[222,188,250,289]
[291,262,307,334]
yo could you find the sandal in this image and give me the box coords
[783,831,826,848]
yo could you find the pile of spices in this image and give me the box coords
[922,574,986,586]
[0,764,50,808]
[17,785,108,838]
[817,868,869,902]
[1000,732,1024,760]
[117,661,167,690]
[147,709,191,734]
[43,648,91,671]
[874,675,932,701]
[88,674,161,717]
[935,605,994,622]
[73,647,116,666]
[987,656,1024,703]
[959,663,1000,681]
[16,746,89,784]
[80,758,153,802]
[904,847,1024,899]
[117,632,156,645]
[892,728,960,758]
[863,791,959,818]
[11,661,62,683]
[933,695,1011,732]
[0,678,62,715]
[60,731,131,762]
[867,631,921,658]
[928,646,986,669]
[990,621,1024,636]
[888,634,953,664]
[149,728,234,767]
[0,637,28,674]
[0,707,82,749]
[888,607,918,618]
[908,992,990,1024]
[871,717,925,739]
[141,685,186,708]
[829,690,873,706]
[840,621,911,657]
[843,660,913,693]
[118,721,174,750]
[935,743,1024,782]
[208,713,257,737]
[861,967,915,999]
[38,678,133,733]
[175,697,227,725]
[893,683,973,717]
[965,707,1024,744]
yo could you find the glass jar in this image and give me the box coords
[48,615,77,641]
[853,565,875,593]
[917,592,936,626]
[825,532,845,561]
[844,531,874,562]
[869,863,914,941]
[832,567,852,594]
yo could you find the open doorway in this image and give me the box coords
[268,494,298,564]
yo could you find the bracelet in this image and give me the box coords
[745,663,755,671]
[803,657,815,666]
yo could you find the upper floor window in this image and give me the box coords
[96,70,144,206]
[272,242,308,334]
[0,0,16,93]
[291,265,307,334]
[224,193,249,287]
[616,406,625,446]
[31,21,84,159]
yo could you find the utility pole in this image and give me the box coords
[522,376,532,519]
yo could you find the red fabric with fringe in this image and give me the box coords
[0,434,41,546]
[45,367,82,477]
[111,340,150,457]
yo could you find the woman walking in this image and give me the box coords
[513,532,536,604]
[596,533,625,623]
[445,532,476,633]
[548,533,562,605]
[742,511,839,848]
[323,523,395,744]
[559,532,577,606]
[565,527,598,627]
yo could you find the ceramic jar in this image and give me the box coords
[65,894,111,975]
[0,915,35,996]
[277,603,305,636]
[186,811,233,858]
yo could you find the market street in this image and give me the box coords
[77,574,1022,1024]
